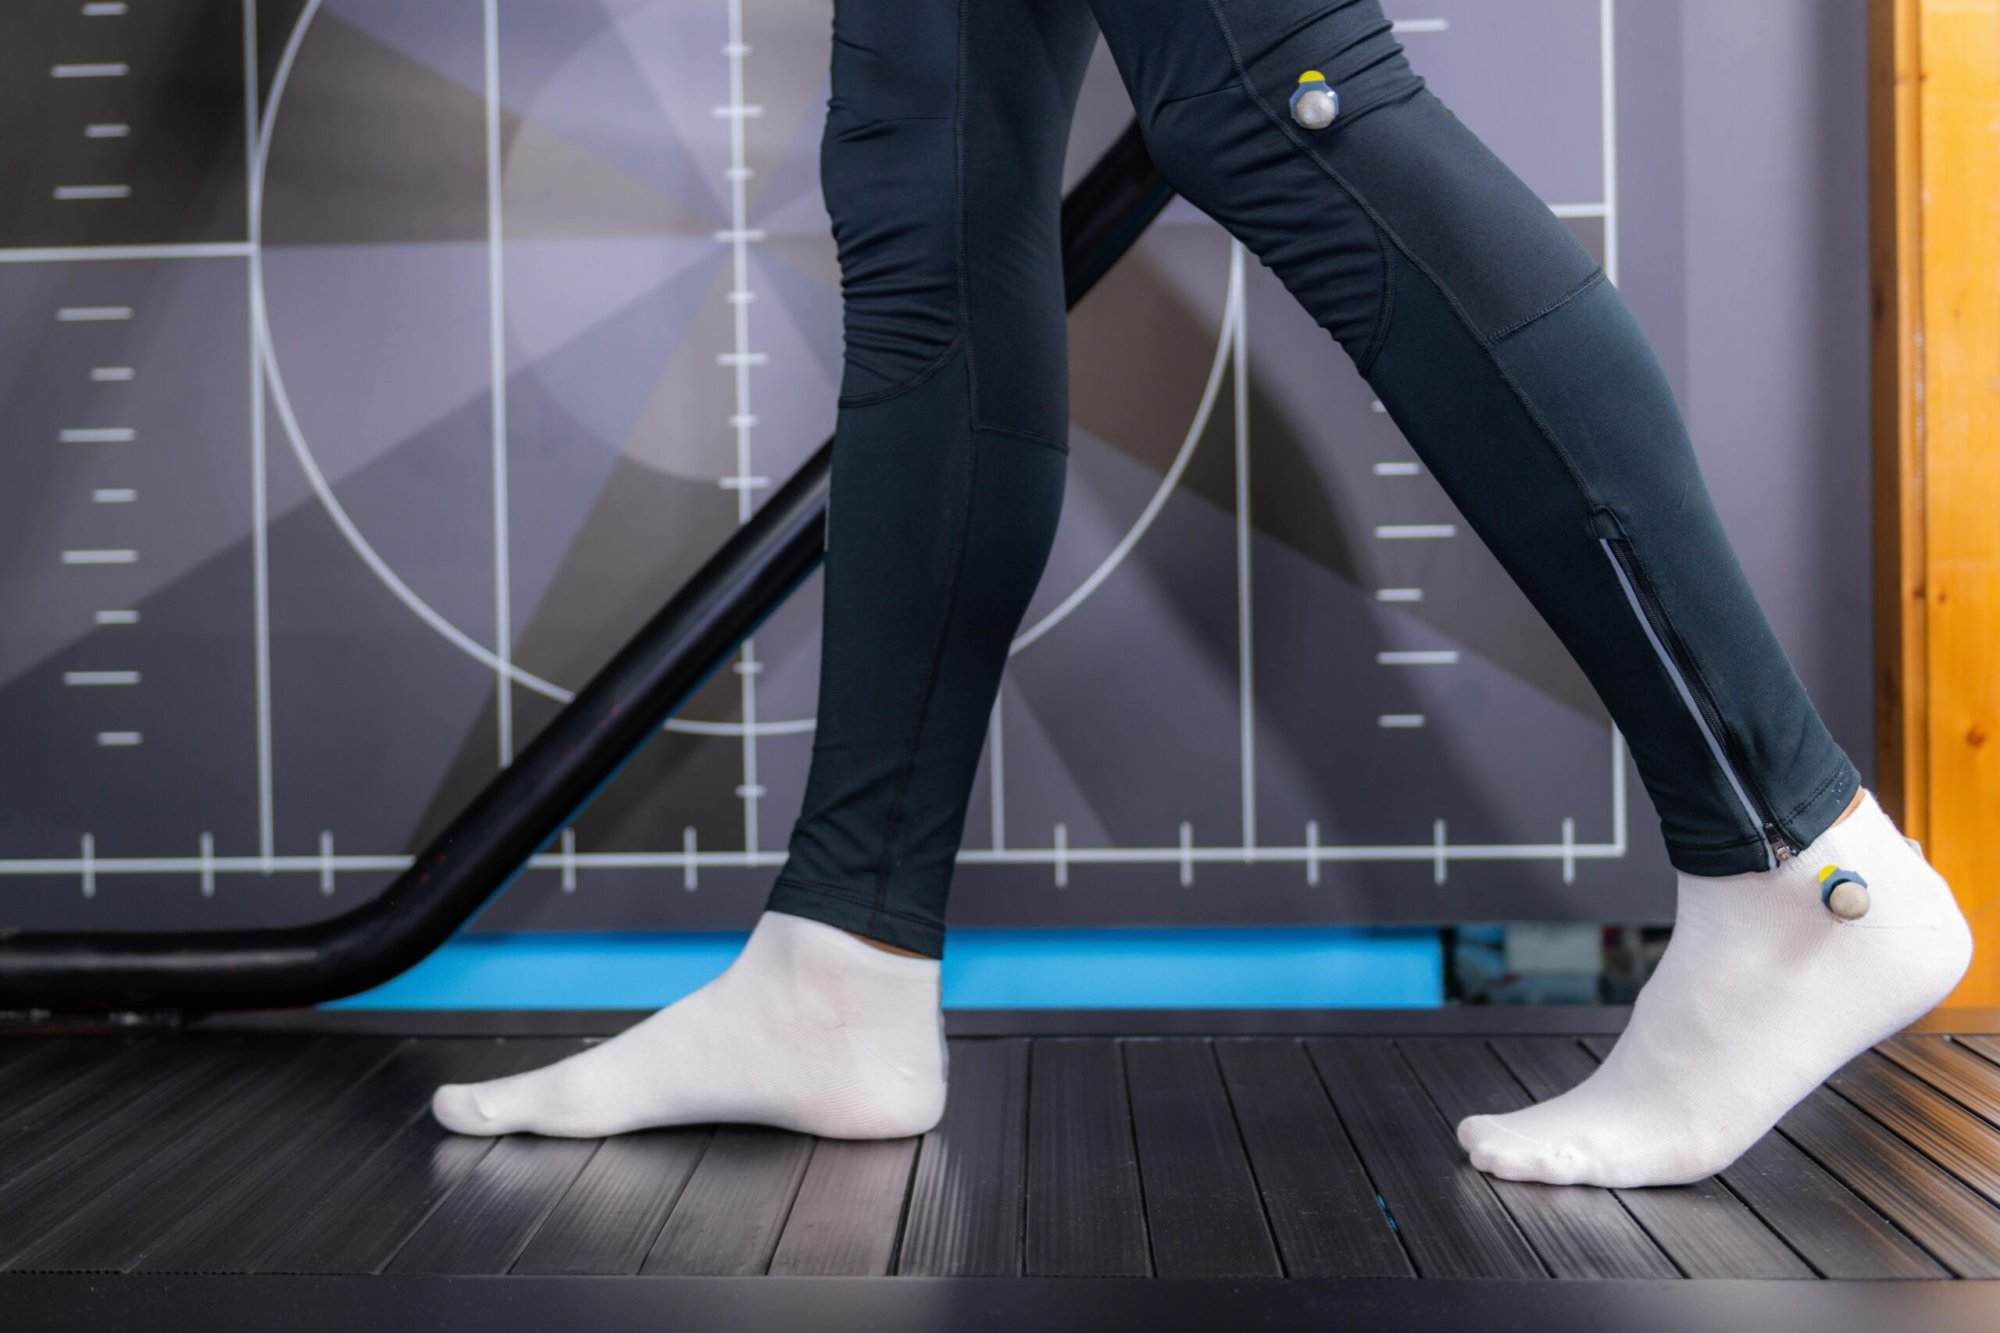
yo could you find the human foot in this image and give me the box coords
[431,911,947,1139]
[1457,788,1972,1187]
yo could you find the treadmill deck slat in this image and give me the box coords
[2,1007,1997,1328]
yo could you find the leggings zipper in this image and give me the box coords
[1597,536,1796,870]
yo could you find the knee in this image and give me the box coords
[1133,89,1238,223]
[1137,88,1394,369]
[819,112,960,404]
[819,2,966,404]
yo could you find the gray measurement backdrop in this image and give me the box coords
[0,0,1872,934]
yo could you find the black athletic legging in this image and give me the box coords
[763,0,1861,957]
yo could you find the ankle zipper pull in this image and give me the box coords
[1764,823,1795,865]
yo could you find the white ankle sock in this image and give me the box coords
[431,910,947,1139]
[1457,789,1972,1187]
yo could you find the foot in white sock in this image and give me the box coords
[431,910,947,1139]
[1457,788,1972,1187]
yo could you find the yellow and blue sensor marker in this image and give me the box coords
[1818,864,1870,920]
[1290,70,1338,130]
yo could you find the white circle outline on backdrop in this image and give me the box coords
[251,0,1225,737]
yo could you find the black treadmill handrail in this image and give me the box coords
[0,125,1175,1012]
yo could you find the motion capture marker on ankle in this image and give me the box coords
[1819,865,1871,920]
[1290,71,1338,130]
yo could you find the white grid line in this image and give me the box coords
[1010,247,1238,653]
[245,0,274,870]
[484,0,514,765]
[1232,241,1255,855]
[721,0,764,854]
[988,691,1006,850]
[1603,0,1630,854]
[1600,0,1621,285]
[64,670,140,686]
[0,837,1635,880]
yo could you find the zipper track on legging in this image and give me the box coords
[1597,536,1792,870]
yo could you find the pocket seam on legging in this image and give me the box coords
[970,420,1070,456]
[1357,217,1397,376]
[826,112,953,143]
[1487,266,1609,346]
[837,330,966,409]
[1153,80,1242,114]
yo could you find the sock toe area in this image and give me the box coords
[1470,1142,1557,1184]
[431,1082,504,1136]
[1456,1113,1497,1155]
[1459,1111,1596,1185]
[1458,1110,1557,1157]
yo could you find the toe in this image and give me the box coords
[1468,1141,1539,1182]
[1458,1113,1593,1186]
[1457,1113,1499,1155]
[431,1082,504,1136]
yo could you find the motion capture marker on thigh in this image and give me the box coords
[1818,865,1871,921]
[1289,71,1338,130]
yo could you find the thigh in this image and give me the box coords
[1088,0,1599,368]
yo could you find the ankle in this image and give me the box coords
[845,929,932,960]
[1828,783,1867,829]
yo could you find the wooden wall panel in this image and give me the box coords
[1870,0,2000,1005]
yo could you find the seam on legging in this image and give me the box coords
[827,113,953,139]
[1201,0,1607,516]
[953,0,978,435]
[1613,523,1792,842]
[1487,266,1608,345]
[867,405,983,924]
[837,330,967,408]
[970,420,1069,455]
[1356,216,1396,376]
